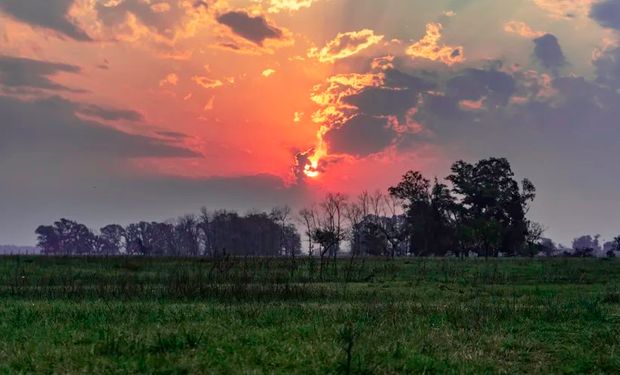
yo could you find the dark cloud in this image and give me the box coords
[343,87,419,118]
[0,0,91,41]
[590,0,620,30]
[594,47,620,89]
[383,69,436,91]
[0,95,198,159]
[533,34,566,71]
[156,130,190,140]
[324,115,397,157]
[446,68,516,105]
[0,55,81,92]
[216,11,283,45]
[77,104,143,122]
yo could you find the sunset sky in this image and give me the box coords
[1,0,620,245]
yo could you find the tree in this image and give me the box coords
[539,237,557,257]
[447,158,535,257]
[613,236,620,252]
[389,171,432,256]
[523,221,546,257]
[35,225,61,255]
[572,235,601,257]
[389,173,456,256]
[175,215,200,256]
[299,207,318,256]
[35,219,96,255]
[98,224,125,255]
[312,193,348,277]
[271,206,293,257]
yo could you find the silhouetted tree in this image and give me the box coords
[389,173,457,256]
[572,235,601,257]
[175,215,200,256]
[299,207,318,256]
[312,193,348,277]
[98,224,125,255]
[447,158,535,257]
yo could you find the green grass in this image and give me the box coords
[0,256,619,374]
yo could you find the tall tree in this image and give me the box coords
[98,224,125,255]
[389,173,456,256]
[447,158,535,257]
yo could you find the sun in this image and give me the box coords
[303,164,320,178]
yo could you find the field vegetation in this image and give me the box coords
[0,255,619,374]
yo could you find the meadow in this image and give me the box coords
[0,256,619,374]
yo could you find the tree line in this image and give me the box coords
[36,208,301,257]
[34,157,620,258]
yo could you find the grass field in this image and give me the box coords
[0,256,619,374]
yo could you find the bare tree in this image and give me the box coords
[299,206,318,256]
[271,206,292,257]
[312,193,348,278]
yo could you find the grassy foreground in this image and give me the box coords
[0,256,619,374]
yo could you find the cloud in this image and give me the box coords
[0,0,92,41]
[0,55,81,92]
[264,0,319,13]
[533,34,567,71]
[533,0,594,19]
[297,66,436,177]
[405,23,464,66]
[192,76,223,89]
[216,11,283,45]
[590,0,620,30]
[262,68,276,77]
[76,103,144,122]
[594,46,620,88]
[504,21,545,38]
[308,29,384,63]
[95,0,208,42]
[159,73,179,87]
[0,94,198,159]
[324,115,397,157]
[446,68,517,106]
[343,87,421,119]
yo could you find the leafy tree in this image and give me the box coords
[389,172,456,256]
[98,224,125,255]
[447,158,535,257]
[572,235,601,257]
[35,225,61,255]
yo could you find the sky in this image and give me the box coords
[1,0,620,246]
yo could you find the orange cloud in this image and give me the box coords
[265,0,320,13]
[504,21,545,38]
[150,3,171,13]
[159,73,179,87]
[533,0,594,19]
[192,76,223,89]
[371,55,395,71]
[308,29,384,63]
[298,68,387,178]
[91,0,212,46]
[405,23,464,65]
[262,68,276,77]
[204,96,215,111]
[459,99,485,111]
